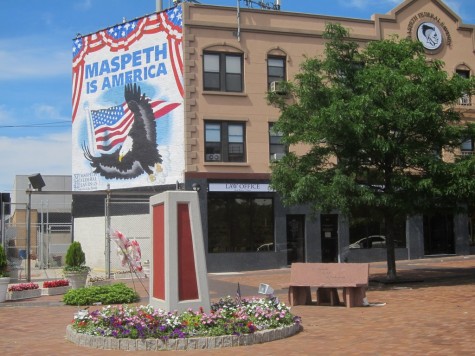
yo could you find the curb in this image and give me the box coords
[66,323,302,351]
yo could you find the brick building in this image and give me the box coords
[73,0,475,272]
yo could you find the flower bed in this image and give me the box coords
[7,282,41,300]
[42,279,71,296]
[69,296,301,349]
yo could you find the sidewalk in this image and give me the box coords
[1,255,474,355]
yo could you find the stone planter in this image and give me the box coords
[8,266,22,283]
[41,285,71,296]
[7,288,41,301]
[0,277,11,302]
[66,323,302,351]
[64,271,89,289]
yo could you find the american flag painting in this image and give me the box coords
[91,99,180,153]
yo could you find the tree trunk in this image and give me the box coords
[385,213,397,280]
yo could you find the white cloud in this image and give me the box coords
[0,102,70,131]
[0,105,15,125]
[0,132,71,192]
[33,105,65,121]
[0,37,70,80]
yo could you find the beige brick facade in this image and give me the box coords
[172,0,475,272]
[182,0,475,179]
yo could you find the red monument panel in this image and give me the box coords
[177,203,199,301]
[153,204,165,300]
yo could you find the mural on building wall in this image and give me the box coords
[72,6,184,191]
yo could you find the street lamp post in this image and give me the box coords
[26,184,32,282]
[26,174,45,282]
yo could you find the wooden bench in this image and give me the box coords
[288,262,369,308]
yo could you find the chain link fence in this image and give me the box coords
[1,193,156,281]
[1,200,73,281]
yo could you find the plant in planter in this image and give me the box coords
[0,245,10,302]
[63,241,90,289]
[42,279,71,296]
[7,282,41,300]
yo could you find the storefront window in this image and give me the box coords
[468,211,475,246]
[208,195,274,253]
[349,208,406,249]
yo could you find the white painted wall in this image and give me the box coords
[73,214,151,272]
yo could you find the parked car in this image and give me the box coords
[349,235,387,249]
[257,243,274,252]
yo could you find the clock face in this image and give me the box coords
[417,22,443,50]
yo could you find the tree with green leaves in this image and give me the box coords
[268,23,475,280]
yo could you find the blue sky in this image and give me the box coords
[0,0,473,193]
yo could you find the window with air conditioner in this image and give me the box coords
[205,121,246,162]
[269,123,287,161]
[270,81,286,94]
[267,56,286,91]
[456,69,471,106]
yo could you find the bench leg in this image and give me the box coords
[343,287,366,308]
[316,288,340,306]
[289,286,312,306]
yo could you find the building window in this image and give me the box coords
[269,123,287,161]
[456,69,471,105]
[267,56,286,89]
[208,195,274,253]
[349,207,406,249]
[461,138,474,155]
[205,121,245,162]
[469,210,475,246]
[203,52,243,92]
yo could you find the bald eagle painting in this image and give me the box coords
[83,83,175,181]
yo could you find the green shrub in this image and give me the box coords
[64,241,89,273]
[65,241,85,267]
[63,283,140,306]
[0,245,8,277]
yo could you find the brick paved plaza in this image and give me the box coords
[0,256,474,355]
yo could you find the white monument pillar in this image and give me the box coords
[149,191,210,313]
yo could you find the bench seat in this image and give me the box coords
[288,263,369,308]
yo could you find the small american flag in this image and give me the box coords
[91,100,180,153]
[236,282,242,305]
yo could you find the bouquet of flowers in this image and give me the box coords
[111,229,143,272]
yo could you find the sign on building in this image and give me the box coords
[72,6,184,191]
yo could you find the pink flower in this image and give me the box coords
[43,279,69,288]
[8,282,39,291]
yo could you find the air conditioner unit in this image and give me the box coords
[459,94,471,105]
[206,153,221,161]
[270,81,285,94]
[272,153,285,160]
